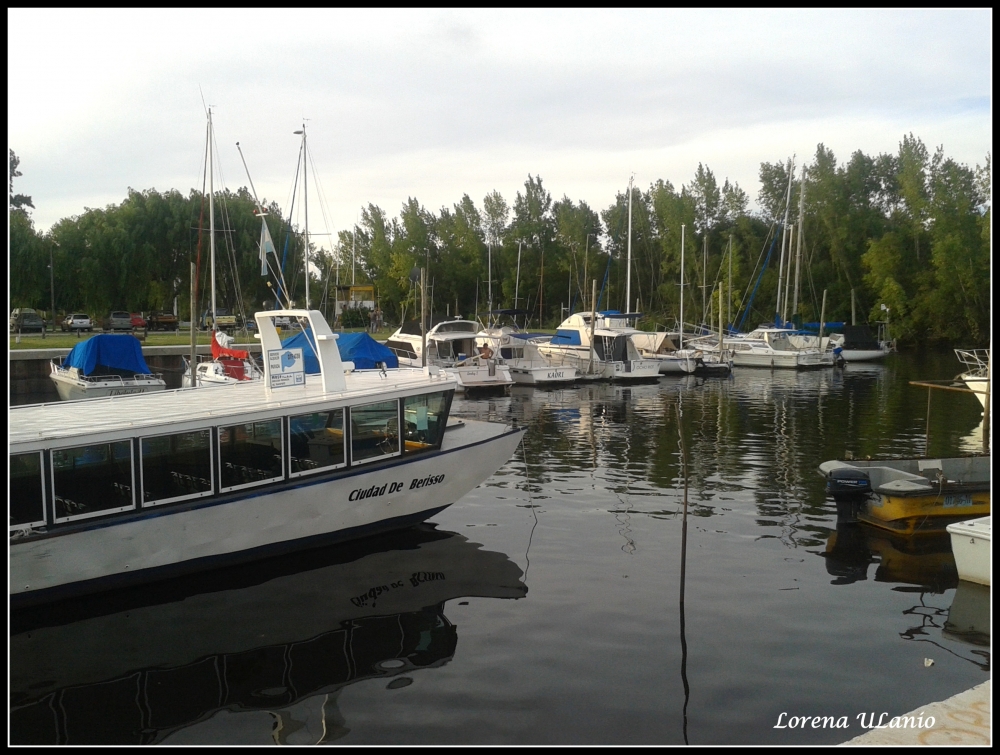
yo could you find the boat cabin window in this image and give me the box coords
[385,339,418,360]
[218,420,284,493]
[52,441,135,523]
[289,410,346,477]
[141,430,213,506]
[403,391,453,455]
[434,321,477,334]
[350,400,401,464]
[10,451,45,531]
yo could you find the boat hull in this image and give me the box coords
[857,489,990,535]
[508,363,577,385]
[946,516,991,585]
[10,421,525,606]
[49,370,167,401]
[840,348,889,362]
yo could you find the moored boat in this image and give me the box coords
[477,327,578,386]
[49,334,167,401]
[946,516,990,586]
[955,348,990,412]
[11,308,525,606]
[819,455,990,535]
[385,319,513,393]
[536,313,660,383]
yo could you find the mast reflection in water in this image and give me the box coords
[11,525,526,745]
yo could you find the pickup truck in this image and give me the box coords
[203,308,242,331]
[147,311,179,331]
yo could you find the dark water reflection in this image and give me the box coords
[9,352,989,744]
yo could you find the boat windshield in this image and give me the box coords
[434,321,477,334]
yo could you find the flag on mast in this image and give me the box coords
[259,217,276,276]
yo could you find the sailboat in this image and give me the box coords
[182,108,263,387]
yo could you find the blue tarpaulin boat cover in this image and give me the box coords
[281,330,399,373]
[63,334,153,376]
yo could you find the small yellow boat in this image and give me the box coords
[820,456,990,535]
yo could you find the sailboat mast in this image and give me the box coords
[792,165,806,320]
[775,157,794,324]
[626,175,633,313]
[487,242,492,327]
[679,224,685,350]
[301,124,310,309]
[208,109,217,329]
[515,241,522,326]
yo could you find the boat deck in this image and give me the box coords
[11,368,456,448]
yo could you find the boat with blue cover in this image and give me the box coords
[48,334,167,401]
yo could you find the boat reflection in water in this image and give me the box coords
[10,525,526,745]
[821,521,989,672]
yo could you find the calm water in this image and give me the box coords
[10,352,990,744]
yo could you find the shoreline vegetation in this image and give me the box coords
[9,137,990,348]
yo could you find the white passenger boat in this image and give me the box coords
[536,313,660,383]
[48,334,167,401]
[385,319,513,393]
[10,309,525,606]
[477,327,577,386]
[946,516,991,586]
[955,348,990,412]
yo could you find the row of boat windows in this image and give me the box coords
[9,390,453,532]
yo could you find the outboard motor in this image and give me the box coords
[826,467,872,522]
[833,345,846,366]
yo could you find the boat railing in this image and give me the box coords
[74,371,163,384]
[955,349,990,377]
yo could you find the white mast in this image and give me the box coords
[782,224,793,324]
[302,124,310,309]
[208,108,216,330]
[515,240,522,324]
[488,242,492,326]
[626,174,633,313]
[679,224,685,349]
[352,216,356,286]
[775,157,794,324]
[792,164,806,320]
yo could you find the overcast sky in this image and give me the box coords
[8,8,991,254]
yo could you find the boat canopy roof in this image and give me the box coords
[281,330,399,373]
[398,319,478,336]
[598,310,642,319]
[63,334,153,376]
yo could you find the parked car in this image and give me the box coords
[104,311,133,331]
[147,311,179,331]
[130,312,147,329]
[61,313,93,332]
[10,308,45,333]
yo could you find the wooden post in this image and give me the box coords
[925,387,932,456]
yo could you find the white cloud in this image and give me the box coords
[9,8,991,236]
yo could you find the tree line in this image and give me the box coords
[9,136,990,346]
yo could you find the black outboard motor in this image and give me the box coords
[826,467,872,522]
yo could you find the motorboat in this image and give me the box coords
[535,313,660,383]
[10,308,526,606]
[49,334,167,401]
[385,319,513,393]
[594,312,696,375]
[955,348,990,412]
[946,516,990,586]
[726,327,837,369]
[477,326,578,386]
[819,455,990,535]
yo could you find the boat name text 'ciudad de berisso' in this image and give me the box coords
[348,474,446,501]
